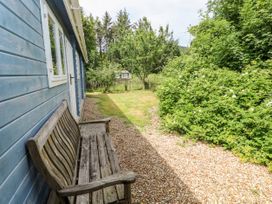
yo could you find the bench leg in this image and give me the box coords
[47,191,69,204]
[105,122,110,133]
[124,183,132,204]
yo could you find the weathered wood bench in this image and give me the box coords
[27,100,136,204]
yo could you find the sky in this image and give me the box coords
[79,0,208,47]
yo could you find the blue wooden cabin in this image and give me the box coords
[0,0,88,203]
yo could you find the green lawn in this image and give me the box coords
[87,90,158,128]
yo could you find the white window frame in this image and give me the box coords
[41,0,67,87]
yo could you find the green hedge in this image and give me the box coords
[158,59,272,170]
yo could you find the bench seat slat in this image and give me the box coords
[104,133,124,200]
[76,136,90,204]
[90,134,104,204]
[78,124,126,203]
[80,123,106,136]
[97,133,118,203]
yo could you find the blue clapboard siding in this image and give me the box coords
[0,0,42,34]
[32,0,41,10]
[0,3,43,48]
[24,175,50,204]
[9,166,38,204]
[0,84,65,128]
[0,0,86,202]
[72,39,80,116]
[0,156,33,204]
[75,53,85,115]
[79,55,83,100]
[80,57,86,99]
[20,0,41,22]
[0,27,45,62]
[0,76,48,101]
[0,0,85,203]
[0,91,67,183]
[0,52,47,76]
[77,63,82,106]
[77,67,82,111]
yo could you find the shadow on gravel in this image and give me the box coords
[83,94,200,204]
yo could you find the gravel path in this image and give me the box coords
[82,97,272,204]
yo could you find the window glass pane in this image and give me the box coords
[59,30,66,74]
[48,16,58,75]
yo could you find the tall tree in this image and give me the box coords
[102,11,113,52]
[112,9,131,41]
[111,17,180,89]
[82,10,180,90]
[108,9,132,63]
[81,11,98,69]
[95,17,104,57]
[207,0,244,27]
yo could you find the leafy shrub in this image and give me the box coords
[147,74,165,91]
[86,62,117,92]
[190,18,244,70]
[158,58,272,169]
[240,0,272,61]
[205,0,272,65]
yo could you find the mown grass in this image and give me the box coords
[87,90,158,128]
[89,74,163,93]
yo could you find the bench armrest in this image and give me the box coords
[79,117,111,133]
[79,117,111,125]
[58,171,136,197]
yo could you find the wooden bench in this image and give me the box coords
[27,100,136,204]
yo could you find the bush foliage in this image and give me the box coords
[158,0,272,170]
[158,59,272,169]
[86,62,116,92]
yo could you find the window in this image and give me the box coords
[48,16,58,75]
[41,0,67,87]
[59,30,66,75]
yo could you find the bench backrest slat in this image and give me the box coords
[27,100,80,189]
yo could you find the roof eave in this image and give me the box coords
[63,0,88,62]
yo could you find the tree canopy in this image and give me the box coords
[81,10,181,90]
[190,0,272,70]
